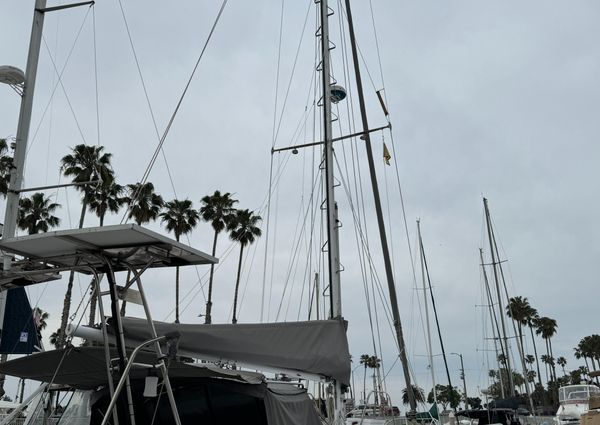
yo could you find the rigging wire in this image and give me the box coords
[118,0,229,222]
[25,4,93,159]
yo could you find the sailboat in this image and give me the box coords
[0,0,417,424]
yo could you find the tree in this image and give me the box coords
[359,354,370,402]
[526,308,543,387]
[49,329,61,349]
[125,182,164,225]
[33,307,49,343]
[88,181,126,226]
[86,181,127,326]
[466,397,482,410]
[160,199,199,322]
[17,192,60,234]
[557,357,567,377]
[199,191,237,324]
[402,385,425,406]
[120,182,164,316]
[427,385,461,410]
[228,209,261,324]
[536,316,558,382]
[58,144,114,347]
[0,138,13,197]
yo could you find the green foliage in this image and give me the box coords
[160,199,199,241]
[0,138,12,196]
[402,385,425,406]
[126,182,164,225]
[467,397,483,409]
[17,192,60,234]
[88,181,126,226]
[427,385,461,410]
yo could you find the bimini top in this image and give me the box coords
[0,224,217,278]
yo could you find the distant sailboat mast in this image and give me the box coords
[483,197,515,396]
[418,220,438,407]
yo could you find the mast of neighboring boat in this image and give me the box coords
[418,220,438,408]
[479,248,506,399]
[343,0,417,416]
[483,197,515,397]
[418,220,456,411]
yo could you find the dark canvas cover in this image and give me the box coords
[0,287,39,354]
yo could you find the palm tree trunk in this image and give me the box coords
[88,277,98,326]
[175,266,180,323]
[232,244,244,324]
[58,272,76,347]
[120,270,131,316]
[363,366,367,403]
[529,325,543,387]
[205,230,219,324]
[59,201,87,346]
[548,338,557,382]
[78,199,87,228]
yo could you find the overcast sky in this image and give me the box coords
[1,0,599,408]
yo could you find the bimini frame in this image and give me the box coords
[0,223,217,425]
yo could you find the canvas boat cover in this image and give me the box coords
[0,346,263,389]
[113,317,351,385]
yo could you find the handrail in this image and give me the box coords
[100,335,173,425]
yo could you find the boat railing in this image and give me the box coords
[99,334,179,425]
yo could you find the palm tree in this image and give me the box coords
[536,316,558,382]
[17,192,60,234]
[402,385,425,406]
[58,144,114,346]
[199,191,237,324]
[49,329,60,349]
[125,182,164,225]
[88,181,126,226]
[557,357,567,376]
[527,306,542,386]
[360,354,370,402]
[120,182,164,316]
[33,307,49,344]
[86,181,127,326]
[0,138,13,197]
[61,144,114,228]
[160,199,199,322]
[228,209,261,324]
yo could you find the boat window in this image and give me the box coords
[57,390,92,425]
[90,379,269,424]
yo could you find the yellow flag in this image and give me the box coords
[383,142,391,165]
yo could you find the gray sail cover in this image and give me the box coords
[115,317,351,385]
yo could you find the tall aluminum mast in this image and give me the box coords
[318,0,342,320]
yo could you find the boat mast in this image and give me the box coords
[343,0,417,415]
[318,0,342,320]
[479,248,506,399]
[1,0,47,258]
[317,1,345,422]
[483,197,515,397]
[0,1,47,382]
[418,220,437,407]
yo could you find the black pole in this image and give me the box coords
[418,230,455,407]
[343,0,416,414]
